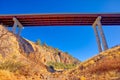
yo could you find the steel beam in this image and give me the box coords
[0,14,120,26]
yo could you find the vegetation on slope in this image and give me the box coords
[66,46,120,80]
[0,60,23,72]
[0,25,80,80]
[47,61,76,69]
[34,39,80,65]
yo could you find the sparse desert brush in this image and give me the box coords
[0,70,18,80]
[47,61,76,69]
[0,60,23,72]
[87,57,120,73]
[79,76,86,80]
[12,55,17,59]
[35,39,41,45]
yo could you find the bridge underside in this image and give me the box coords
[0,14,120,26]
[0,13,120,53]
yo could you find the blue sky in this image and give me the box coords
[0,0,120,61]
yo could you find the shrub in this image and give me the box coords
[42,42,48,47]
[0,60,23,72]
[80,76,86,80]
[35,39,41,45]
[65,52,69,54]
[12,55,17,59]
[47,62,76,69]
[87,57,120,73]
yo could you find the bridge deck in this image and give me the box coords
[0,14,120,26]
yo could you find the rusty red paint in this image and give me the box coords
[0,14,120,26]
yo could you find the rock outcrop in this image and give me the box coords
[0,25,80,65]
[0,25,80,80]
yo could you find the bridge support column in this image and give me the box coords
[92,16,108,52]
[12,17,23,36]
[12,21,17,33]
[93,26,102,52]
[97,20,108,50]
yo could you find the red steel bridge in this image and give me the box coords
[0,13,120,52]
[0,14,120,26]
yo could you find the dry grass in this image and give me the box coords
[87,57,120,73]
[0,60,23,72]
[0,70,18,80]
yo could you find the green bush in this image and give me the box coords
[42,42,48,47]
[35,39,41,45]
[65,52,69,54]
[47,61,76,69]
[0,60,23,72]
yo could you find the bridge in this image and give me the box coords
[0,14,120,52]
[0,14,120,26]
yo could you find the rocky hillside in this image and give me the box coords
[27,39,80,66]
[65,45,120,80]
[0,25,80,79]
[0,24,80,65]
[0,25,50,79]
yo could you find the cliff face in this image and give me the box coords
[27,42,80,65]
[0,24,80,67]
[0,25,49,79]
[0,25,20,58]
[0,25,81,79]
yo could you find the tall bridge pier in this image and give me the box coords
[12,17,23,36]
[93,16,108,52]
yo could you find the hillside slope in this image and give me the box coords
[0,25,80,80]
[0,25,50,79]
[0,24,80,65]
[65,45,120,80]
